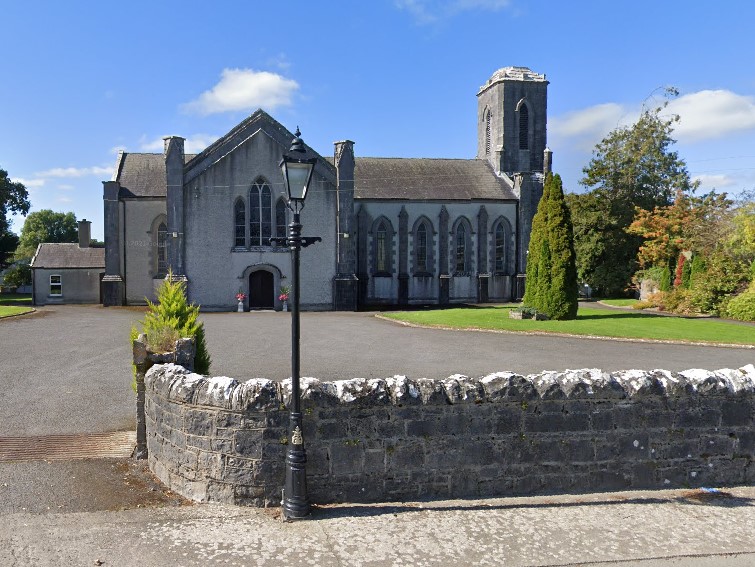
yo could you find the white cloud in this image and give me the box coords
[549,103,636,151]
[181,68,299,115]
[34,166,112,178]
[692,173,736,188]
[14,177,45,188]
[57,184,75,191]
[139,134,219,154]
[267,53,291,71]
[667,90,755,142]
[396,0,511,24]
[110,145,127,155]
[56,196,73,203]
[550,103,627,139]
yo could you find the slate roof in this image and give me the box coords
[31,244,105,269]
[115,153,196,198]
[353,158,516,201]
[115,152,516,202]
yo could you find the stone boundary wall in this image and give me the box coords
[145,364,755,507]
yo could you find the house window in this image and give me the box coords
[519,104,529,150]
[376,221,388,272]
[250,180,272,246]
[275,198,287,239]
[234,199,246,247]
[50,275,62,296]
[157,222,168,276]
[494,222,505,272]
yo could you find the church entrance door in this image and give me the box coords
[249,270,274,309]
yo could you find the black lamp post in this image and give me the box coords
[270,127,320,519]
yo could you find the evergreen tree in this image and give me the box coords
[136,271,211,374]
[523,173,578,320]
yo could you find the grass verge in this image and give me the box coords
[0,306,34,318]
[381,306,755,346]
[0,293,32,306]
[599,298,639,307]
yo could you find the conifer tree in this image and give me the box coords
[523,173,578,320]
[137,270,211,374]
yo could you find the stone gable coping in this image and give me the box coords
[145,363,755,411]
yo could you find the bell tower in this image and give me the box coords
[477,67,548,175]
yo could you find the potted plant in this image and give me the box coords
[279,286,290,312]
[235,291,247,312]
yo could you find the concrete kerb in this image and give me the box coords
[375,314,755,349]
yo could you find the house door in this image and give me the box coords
[249,270,274,309]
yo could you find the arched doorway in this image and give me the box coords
[249,270,274,309]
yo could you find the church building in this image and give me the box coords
[102,66,550,311]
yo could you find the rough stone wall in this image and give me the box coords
[145,364,755,507]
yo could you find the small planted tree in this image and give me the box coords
[523,173,578,320]
[134,270,211,374]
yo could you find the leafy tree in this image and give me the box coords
[134,271,211,374]
[0,230,19,269]
[523,173,578,320]
[15,209,77,259]
[627,190,732,270]
[566,191,634,297]
[727,199,755,264]
[0,168,30,268]
[573,101,697,296]
[3,262,31,287]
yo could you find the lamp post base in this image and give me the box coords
[281,411,310,520]
[281,449,310,519]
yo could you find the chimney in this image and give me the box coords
[543,147,553,175]
[78,219,91,248]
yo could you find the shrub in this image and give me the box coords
[660,288,697,315]
[133,271,211,374]
[659,264,672,292]
[726,283,755,321]
[681,255,693,288]
[688,253,748,315]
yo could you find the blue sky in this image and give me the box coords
[2,1,754,240]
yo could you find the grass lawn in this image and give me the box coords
[382,306,755,346]
[599,298,639,307]
[0,293,32,306]
[0,305,34,318]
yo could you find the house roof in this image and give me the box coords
[353,158,517,201]
[115,153,196,198]
[30,243,105,269]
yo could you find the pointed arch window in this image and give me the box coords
[455,223,467,273]
[494,222,505,272]
[275,198,287,239]
[412,218,434,275]
[376,221,388,272]
[157,222,168,276]
[416,223,428,272]
[519,104,529,150]
[371,217,394,276]
[485,109,492,156]
[250,180,272,246]
[234,199,246,247]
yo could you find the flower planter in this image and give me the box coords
[237,301,244,312]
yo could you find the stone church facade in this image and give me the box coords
[102,66,550,311]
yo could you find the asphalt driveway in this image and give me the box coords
[0,304,753,437]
